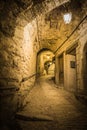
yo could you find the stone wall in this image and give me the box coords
[76,19,87,93]
[55,1,87,92]
[0,18,38,124]
[55,17,87,92]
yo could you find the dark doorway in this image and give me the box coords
[83,43,87,92]
[59,54,64,85]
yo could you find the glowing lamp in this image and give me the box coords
[63,13,72,24]
[47,56,50,59]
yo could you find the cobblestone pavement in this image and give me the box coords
[16,76,87,130]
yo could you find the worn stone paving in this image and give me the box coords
[16,76,87,130]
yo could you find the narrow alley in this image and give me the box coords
[0,0,87,130]
[16,76,87,130]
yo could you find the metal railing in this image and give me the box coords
[0,73,40,92]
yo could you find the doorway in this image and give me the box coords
[83,43,87,92]
[66,47,77,92]
[59,54,64,85]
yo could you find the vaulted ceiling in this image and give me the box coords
[0,0,87,53]
[37,0,87,52]
[0,0,69,36]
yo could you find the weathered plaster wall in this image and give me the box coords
[55,17,87,93]
[65,54,76,92]
[76,20,87,93]
[55,0,87,92]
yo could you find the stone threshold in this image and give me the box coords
[15,113,53,121]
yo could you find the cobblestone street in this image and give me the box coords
[16,76,87,130]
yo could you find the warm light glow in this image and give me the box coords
[63,13,72,24]
[47,56,50,59]
[23,20,37,54]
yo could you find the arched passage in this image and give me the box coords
[0,0,87,128]
[36,48,55,77]
[0,1,71,126]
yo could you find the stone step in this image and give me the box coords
[16,113,53,121]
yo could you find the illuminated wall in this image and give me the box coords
[0,18,38,123]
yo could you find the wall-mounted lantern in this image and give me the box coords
[63,12,72,24]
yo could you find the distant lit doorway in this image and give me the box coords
[37,48,55,78]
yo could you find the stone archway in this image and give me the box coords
[36,49,54,76]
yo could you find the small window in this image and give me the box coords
[70,61,75,68]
